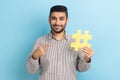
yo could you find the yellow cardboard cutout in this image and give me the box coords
[71,30,92,51]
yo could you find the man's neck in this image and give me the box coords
[51,31,65,40]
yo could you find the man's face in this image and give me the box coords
[49,12,68,33]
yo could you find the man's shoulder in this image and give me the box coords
[66,34,76,42]
[36,33,73,41]
[36,34,49,42]
[66,34,72,37]
[66,34,72,39]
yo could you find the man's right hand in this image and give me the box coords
[32,44,49,59]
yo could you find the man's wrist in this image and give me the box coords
[31,55,37,60]
[85,58,91,63]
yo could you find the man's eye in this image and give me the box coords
[60,18,64,20]
[60,17,65,20]
[51,17,56,20]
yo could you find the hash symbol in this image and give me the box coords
[71,30,92,51]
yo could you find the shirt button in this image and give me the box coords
[59,51,61,53]
[58,62,61,65]
[59,73,62,75]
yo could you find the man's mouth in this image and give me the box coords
[53,25,62,28]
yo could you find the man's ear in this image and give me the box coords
[67,18,69,23]
[48,17,50,23]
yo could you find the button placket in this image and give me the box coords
[57,40,65,80]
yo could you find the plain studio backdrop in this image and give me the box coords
[0,0,120,80]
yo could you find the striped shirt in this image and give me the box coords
[27,33,90,80]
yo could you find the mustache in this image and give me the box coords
[53,24,62,26]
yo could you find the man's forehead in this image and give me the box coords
[51,12,66,17]
[51,12,66,15]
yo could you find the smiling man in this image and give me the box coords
[27,5,94,80]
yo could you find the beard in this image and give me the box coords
[50,24,66,33]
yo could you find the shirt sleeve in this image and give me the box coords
[76,49,90,72]
[26,39,41,74]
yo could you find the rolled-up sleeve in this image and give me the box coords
[26,39,41,74]
[27,56,40,74]
[76,49,90,72]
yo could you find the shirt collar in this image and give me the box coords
[48,31,69,40]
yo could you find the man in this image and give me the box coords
[27,5,94,80]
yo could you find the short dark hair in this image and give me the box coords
[49,5,68,18]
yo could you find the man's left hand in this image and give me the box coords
[82,47,94,63]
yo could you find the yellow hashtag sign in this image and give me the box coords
[71,30,92,51]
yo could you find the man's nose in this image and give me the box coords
[55,19,60,25]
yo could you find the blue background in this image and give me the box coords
[0,0,120,80]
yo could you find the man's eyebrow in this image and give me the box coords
[59,16,66,19]
[50,16,56,19]
[50,16,56,18]
[60,16,65,18]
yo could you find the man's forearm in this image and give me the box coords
[27,56,40,74]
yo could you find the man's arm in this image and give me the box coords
[76,47,93,72]
[26,39,41,74]
[26,39,49,74]
[76,50,90,72]
[27,55,40,74]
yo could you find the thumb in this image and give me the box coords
[42,43,50,49]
